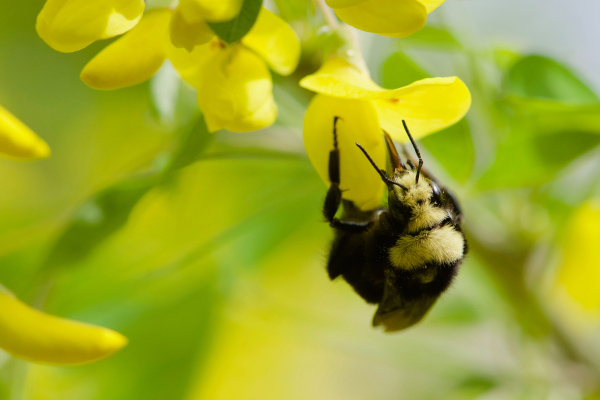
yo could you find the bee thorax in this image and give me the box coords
[388,225,465,270]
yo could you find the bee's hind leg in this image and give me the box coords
[323,117,373,233]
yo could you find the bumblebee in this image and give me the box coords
[323,117,467,332]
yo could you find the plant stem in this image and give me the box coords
[314,0,339,29]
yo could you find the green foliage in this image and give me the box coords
[381,52,428,88]
[478,129,600,189]
[208,0,263,43]
[396,26,462,50]
[164,114,213,173]
[504,55,599,104]
[477,54,600,189]
[42,174,159,270]
[421,120,474,184]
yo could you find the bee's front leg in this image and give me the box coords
[323,117,373,233]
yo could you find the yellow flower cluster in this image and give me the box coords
[36,0,301,132]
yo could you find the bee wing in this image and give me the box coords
[372,282,438,332]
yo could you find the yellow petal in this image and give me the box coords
[167,38,223,89]
[300,57,471,140]
[180,0,243,23]
[0,105,51,160]
[0,286,127,365]
[81,8,171,90]
[198,44,276,132]
[373,77,471,141]
[556,201,600,314]
[169,4,214,52]
[36,0,145,53]
[326,0,368,7]
[332,0,427,38]
[299,56,383,98]
[242,8,300,76]
[303,94,385,210]
[418,0,446,13]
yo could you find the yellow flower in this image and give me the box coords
[326,0,445,38]
[0,105,51,160]
[168,8,301,132]
[301,57,470,210]
[555,201,600,315]
[0,285,127,365]
[38,0,300,133]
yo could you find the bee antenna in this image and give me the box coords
[332,116,342,148]
[402,120,423,184]
[356,143,408,191]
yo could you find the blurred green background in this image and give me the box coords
[2,1,600,399]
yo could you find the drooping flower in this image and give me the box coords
[0,105,50,160]
[325,0,445,38]
[301,57,470,210]
[167,8,301,132]
[0,285,127,365]
[37,1,300,133]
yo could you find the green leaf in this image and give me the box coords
[208,0,263,44]
[504,55,599,105]
[420,119,474,184]
[43,174,159,270]
[380,51,429,89]
[397,26,461,50]
[164,114,213,174]
[477,130,600,190]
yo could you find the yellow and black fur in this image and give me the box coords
[324,118,467,332]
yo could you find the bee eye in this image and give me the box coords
[430,181,442,204]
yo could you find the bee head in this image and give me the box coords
[387,171,444,218]
[357,121,444,219]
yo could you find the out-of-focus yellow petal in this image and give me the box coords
[180,0,243,23]
[169,4,214,52]
[556,201,600,314]
[198,44,276,132]
[332,0,427,38]
[0,105,51,160]
[304,94,385,210]
[167,38,223,89]
[299,57,383,98]
[373,77,471,141]
[326,0,368,7]
[242,8,300,76]
[36,0,145,53]
[81,8,171,90]
[0,286,127,365]
[419,0,446,13]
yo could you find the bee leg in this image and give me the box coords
[323,117,373,233]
